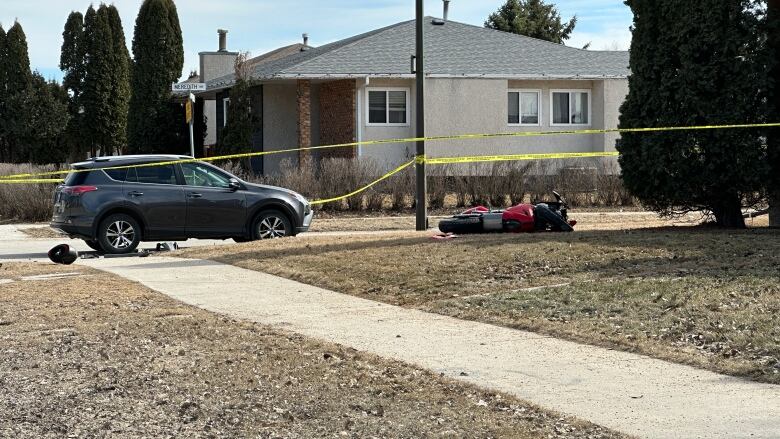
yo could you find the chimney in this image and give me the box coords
[443,0,450,22]
[303,33,309,46]
[218,29,228,52]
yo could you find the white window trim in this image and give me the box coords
[365,87,411,127]
[222,97,230,126]
[549,89,592,127]
[507,89,542,127]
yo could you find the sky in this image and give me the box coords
[0,0,633,83]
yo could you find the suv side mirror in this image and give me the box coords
[228,178,241,191]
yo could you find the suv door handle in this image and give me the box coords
[188,193,203,199]
[128,191,144,197]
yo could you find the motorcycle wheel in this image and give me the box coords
[438,217,484,234]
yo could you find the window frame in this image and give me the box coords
[125,163,181,186]
[178,162,234,189]
[222,97,231,127]
[549,89,592,127]
[507,89,542,127]
[365,87,411,127]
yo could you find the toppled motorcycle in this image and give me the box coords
[438,191,576,234]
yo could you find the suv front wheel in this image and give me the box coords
[98,213,141,254]
[253,210,292,240]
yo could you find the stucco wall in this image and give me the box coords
[354,77,627,172]
[199,52,238,150]
[358,78,416,170]
[263,83,299,174]
[204,100,217,146]
[426,79,605,159]
[601,79,629,152]
[199,52,238,82]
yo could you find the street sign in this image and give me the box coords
[185,100,193,124]
[172,82,206,92]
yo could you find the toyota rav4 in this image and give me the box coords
[50,155,313,254]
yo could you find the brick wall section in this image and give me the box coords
[319,80,356,159]
[297,80,312,162]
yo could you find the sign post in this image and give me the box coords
[187,93,195,158]
[173,83,205,158]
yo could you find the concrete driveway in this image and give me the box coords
[0,224,231,262]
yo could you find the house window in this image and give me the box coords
[508,90,541,126]
[551,90,590,125]
[222,97,230,127]
[367,88,409,126]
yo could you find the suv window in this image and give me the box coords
[104,168,128,182]
[127,164,178,185]
[64,169,90,186]
[180,163,232,188]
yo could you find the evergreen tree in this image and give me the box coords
[0,25,8,162]
[107,5,130,155]
[3,22,33,162]
[485,0,576,44]
[60,11,88,159]
[216,54,255,171]
[768,0,780,226]
[83,5,115,156]
[19,73,70,164]
[5,22,31,92]
[127,0,184,154]
[618,0,767,228]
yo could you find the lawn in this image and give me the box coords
[184,225,780,384]
[0,262,623,438]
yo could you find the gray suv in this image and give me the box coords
[50,155,313,254]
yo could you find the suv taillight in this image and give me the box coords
[62,186,98,195]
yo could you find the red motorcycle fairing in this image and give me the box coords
[502,204,536,233]
[460,204,537,233]
[462,206,490,214]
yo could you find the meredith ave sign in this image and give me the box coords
[172,83,207,92]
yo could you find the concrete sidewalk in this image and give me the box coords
[79,255,780,439]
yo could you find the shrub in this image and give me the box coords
[0,157,639,224]
[0,163,62,222]
[389,166,414,211]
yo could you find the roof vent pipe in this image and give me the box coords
[218,29,228,52]
[443,0,450,22]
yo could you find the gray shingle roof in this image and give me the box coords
[245,43,310,69]
[207,18,629,90]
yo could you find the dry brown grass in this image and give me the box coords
[18,226,62,239]
[0,262,625,439]
[0,164,61,223]
[181,225,780,384]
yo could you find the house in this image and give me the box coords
[190,13,629,175]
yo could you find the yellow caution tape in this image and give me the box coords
[0,178,64,184]
[309,159,415,205]
[0,122,777,181]
[426,151,619,165]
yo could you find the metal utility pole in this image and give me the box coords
[415,0,427,231]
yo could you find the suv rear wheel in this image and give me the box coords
[253,210,292,240]
[98,213,141,254]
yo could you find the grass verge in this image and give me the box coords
[0,262,624,438]
[181,226,780,384]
